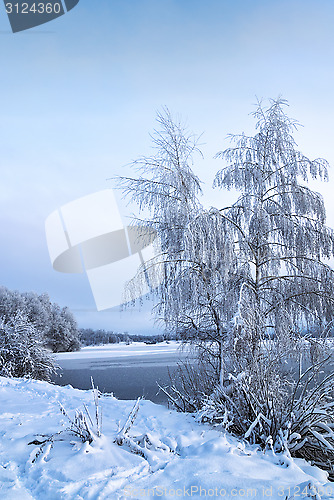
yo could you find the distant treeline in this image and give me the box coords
[79,328,178,346]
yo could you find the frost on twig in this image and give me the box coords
[28,377,103,464]
[58,377,102,443]
[113,397,174,470]
[114,397,140,446]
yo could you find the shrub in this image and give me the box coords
[197,351,334,480]
[0,311,56,381]
[164,339,334,479]
[59,378,102,443]
[0,286,80,353]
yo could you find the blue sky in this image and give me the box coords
[1,0,334,333]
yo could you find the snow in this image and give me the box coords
[55,342,183,361]
[1,376,333,499]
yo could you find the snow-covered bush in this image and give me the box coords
[197,353,334,479]
[288,363,334,478]
[29,386,173,472]
[0,311,56,381]
[59,378,102,443]
[0,286,80,353]
[160,355,218,413]
[46,304,80,352]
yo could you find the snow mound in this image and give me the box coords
[0,376,333,499]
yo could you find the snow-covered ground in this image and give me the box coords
[1,376,333,499]
[56,342,183,362]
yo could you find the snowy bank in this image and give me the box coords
[0,376,333,499]
[55,341,183,362]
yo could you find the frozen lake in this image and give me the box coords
[52,341,334,405]
[52,342,188,404]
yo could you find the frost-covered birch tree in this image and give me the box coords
[214,98,334,366]
[120,109,241,384]
[121,101,334,366]
[120,102,334,472]
[204,99,334,471]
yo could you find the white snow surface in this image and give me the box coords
[55,341,183,361]
[0,376,333,499]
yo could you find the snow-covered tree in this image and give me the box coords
[0,286,80,353]
[0,312,56,381]
[122,101,334,359]
[121,101,334,473]
[119,109,239,382]
[0,287,24,319]
[214,98,334,364]
[206,99,334,471]
[22,291,51,333]
[45,303,80,353]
